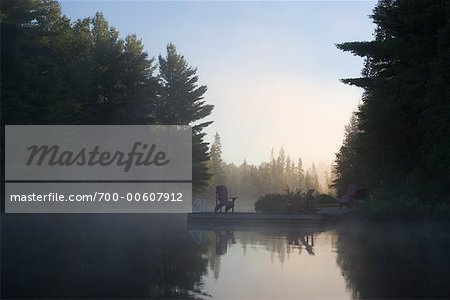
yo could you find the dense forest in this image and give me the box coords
[3,0,450,214]
[333,0,450,210]
[1,0,213,190]
[206,132,329,207]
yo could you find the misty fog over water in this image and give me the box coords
[2,214,450,299]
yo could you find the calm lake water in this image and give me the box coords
[2,214,450,299]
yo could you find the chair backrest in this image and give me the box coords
[216,185,228,203]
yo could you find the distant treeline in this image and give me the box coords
[206,132,328,204]
[1,0,213,190]
[333,0,450,209]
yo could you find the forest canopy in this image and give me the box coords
[333,0,450,206]
[0,0,213,190]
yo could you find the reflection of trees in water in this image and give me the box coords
[238,232,315,265]
[214,230,236,256]
[201,229,316,269]
[3,214,211,299]
[230,232,287,264]
[335,222,450,299]
[147,226,210,299]
[201,231,232,280]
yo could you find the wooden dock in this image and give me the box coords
[188,208,353,225]
[317,207,354,220]
[188,212,320,226]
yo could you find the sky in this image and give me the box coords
[60,0,376,169]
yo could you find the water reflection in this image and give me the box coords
[214,230,235,255]
[287,232,315,255]
[193,224,349,299]
[2,214,210,299]
[335,221,450,299]
[189,224,323,259]
[189,224,327,285]
[3,214,449,299]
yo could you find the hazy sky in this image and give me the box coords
[61,1,376,168]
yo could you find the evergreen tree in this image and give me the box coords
[311,163,320,192]
[324,171,331,195]
[304,170,313,190]
[1,0,72,124]
[275,148,286,192]
[72,15,158,125]
[332,113,361,195]
[335,0,450,202]
[157,43,214,191]
[120,34,157,124]
[209,132,226,187]
[296,158,305,191]
[259,162,273,196]
[1,3,213,192]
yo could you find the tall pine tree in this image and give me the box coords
[157,43,214,191]
[335,0,450,202]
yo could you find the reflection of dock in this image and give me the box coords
[188,222,323,257]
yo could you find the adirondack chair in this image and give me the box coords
[338,184,357,208]
[287,189,315,213]
[214,185,237,213]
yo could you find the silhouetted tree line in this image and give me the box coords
[333,0,450,206]
[1,0,213,190]
[207,132,322,205]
